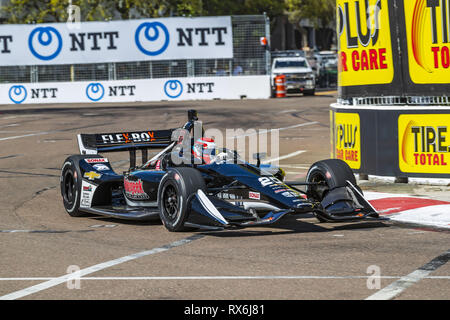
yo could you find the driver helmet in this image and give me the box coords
[192,137,216,164]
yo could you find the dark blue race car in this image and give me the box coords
[60,110,378,232]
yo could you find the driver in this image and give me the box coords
[192,137,217,164]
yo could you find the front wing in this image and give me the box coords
[185,182,379,230]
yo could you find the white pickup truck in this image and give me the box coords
[271,56,316,96]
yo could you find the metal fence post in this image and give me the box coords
[108,63,116,81]
[264,12,271,76]
[30,65,38,83]
[187,60,194,78]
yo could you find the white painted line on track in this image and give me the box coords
[0,123,116,142]
[1,275,449,281]
[0,230,33,233]
[0,124,19,129]
[0,115,36,120]
[285,171,306,175]
[366,250,450,300]
[0,131,55,142]
[0,131,41,133]
[0,234,204,300]
[277,109,297,114]
[262,150,306,164]
[228,122,318,139]
[280,165,310,169]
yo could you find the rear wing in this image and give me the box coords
[78,129,174,154]
[78,129,175,167]
[77,110,201,168]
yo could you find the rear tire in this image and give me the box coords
[157,167,206,232]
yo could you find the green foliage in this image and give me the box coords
[1,0,64,23]
[285,0,336,28]
[0,0,203,23]
[0,0,335,26]
[201,0,285,17]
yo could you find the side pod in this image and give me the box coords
[186,190,293,229]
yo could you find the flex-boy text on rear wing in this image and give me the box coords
[77,129,175,154]
[77,129,175,169]
[77,110,202,169]
[77,110,200,156]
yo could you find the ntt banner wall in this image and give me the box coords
[0,17,233,65]
[0,76,270,104]
[332,0,450,179]
[0,15,270,104]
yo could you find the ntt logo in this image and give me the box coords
[86,83,105,101]
[134,22,170,56]
[28,26,63,61]
[135,22,170,56]
[8,85,27,104]
[164,80,183,99]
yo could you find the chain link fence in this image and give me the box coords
[0,15,270,84]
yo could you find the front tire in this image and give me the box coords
[61,156,84,217]
[157,167,206,232]
[60,154,103,217]
[305,159,359,222]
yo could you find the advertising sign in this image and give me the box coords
[334,112,361,169]
[337,0,394,86]
[404,0,450,84]
[399,114,450,174]
[0,16,233,66]
[0,75,270,105]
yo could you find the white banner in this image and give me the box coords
[0,16,233,66]
[0,76,270,104]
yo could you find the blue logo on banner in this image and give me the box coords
[164,80,183,99]
[28,27,62,61]
[86,83,105,101]
[135,22,170,56]
[8,85,27,104]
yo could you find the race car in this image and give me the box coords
[60,110,378,232]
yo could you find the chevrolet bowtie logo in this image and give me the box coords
[84,171,101,180]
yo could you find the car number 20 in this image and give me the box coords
[258,177,283,187]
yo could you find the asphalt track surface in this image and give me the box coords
[0,93,448,301]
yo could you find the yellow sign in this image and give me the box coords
[337,0,394,86]
[399,115,450,174]
[335,113,361,169]
[404,0,450,83]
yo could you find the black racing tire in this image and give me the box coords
[306,159,359,223]
[157,167,206,232]
[60,156,84,217]
[306,159,360,202]
[60,154,103,217]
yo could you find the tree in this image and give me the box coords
[0,0,205,23]
[0,0,335,39]
[1,0,65,23]
[0,0,287,24]
[201,0,285,18]
[284,0,336,29]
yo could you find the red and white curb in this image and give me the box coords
[364,192,450,229]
